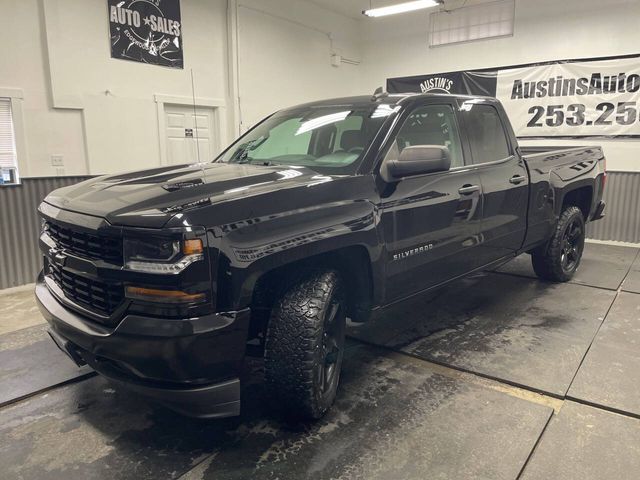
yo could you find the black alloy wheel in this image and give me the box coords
[532,205,585,282]
[560,216,584,274]
[316,298,345,403]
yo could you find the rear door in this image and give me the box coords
[457,99,528,265]
[379,101,484,302]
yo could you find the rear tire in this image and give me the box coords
[264,270,346,420]
[531,205,585,282]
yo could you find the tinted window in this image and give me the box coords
[395,104,464,168]
[217,106,390,175]
[251,118,312,157]
[462,104,510,164]
[334,115,364,153]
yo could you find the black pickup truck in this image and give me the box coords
[36,93,606,419]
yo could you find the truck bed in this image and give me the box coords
[518,144,606,252]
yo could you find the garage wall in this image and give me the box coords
[0,176,93,290]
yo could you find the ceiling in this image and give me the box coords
[308,0,411,20]
[308,0,476,20]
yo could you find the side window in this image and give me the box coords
[395,104,464,168]
[462,104,511,164]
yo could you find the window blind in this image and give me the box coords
[0,98,18,169]
[429,0,515,48]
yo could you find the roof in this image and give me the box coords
[284,92,496,111]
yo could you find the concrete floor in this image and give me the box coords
[0,288,42,336]
[1,242,639,479]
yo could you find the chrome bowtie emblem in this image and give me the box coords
[50,247,67,267]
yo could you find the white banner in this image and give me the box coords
[497,58,640,138]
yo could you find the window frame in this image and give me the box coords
[455,99,515,168]
[0,88,26,185]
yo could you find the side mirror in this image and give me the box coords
[387,145,451,180]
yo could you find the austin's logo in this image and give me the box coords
[420,77,454,94]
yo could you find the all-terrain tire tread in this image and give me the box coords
[264,270,342,419]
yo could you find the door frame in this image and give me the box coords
[155,94,227,166]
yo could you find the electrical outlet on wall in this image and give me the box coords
[55,167,65,176]
[51,154,64,166]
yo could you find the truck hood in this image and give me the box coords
[44,163,336,228]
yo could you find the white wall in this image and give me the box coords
[359,0,640,171]
[43,0,231,175]
[0,0,232,177]
[0,0,88,177]
[0,0,364,177]
[235,0,362,131]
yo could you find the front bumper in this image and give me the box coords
[36,272,251,418]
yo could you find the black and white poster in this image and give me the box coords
[388,70,497,97]
[388,54,640,139]
[108,0,184,69]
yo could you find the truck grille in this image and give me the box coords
[48,262,124,317]
[44,221,123,265]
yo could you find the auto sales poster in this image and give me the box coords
[387,54,640,138]
[108,0,184,69]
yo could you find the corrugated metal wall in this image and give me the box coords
[587,172,640,244]
[0,177,92,290]
[0,172,638,290]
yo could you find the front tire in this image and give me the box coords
[264,270,346,420]
[532,205,585,282]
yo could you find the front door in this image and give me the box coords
[379,103,484,302]
[164,104,218,165]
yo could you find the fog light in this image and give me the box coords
[125,286,206,304]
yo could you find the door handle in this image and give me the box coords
[458,184,480,195]
[509,175,526,185]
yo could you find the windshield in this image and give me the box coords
[216,104,398,174]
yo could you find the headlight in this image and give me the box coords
[124,237,180,262]
[124,235,204,274]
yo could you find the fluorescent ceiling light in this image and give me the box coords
[363,0,439,17]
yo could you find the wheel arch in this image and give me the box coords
[245,244,375,343]
[559,184,593,220]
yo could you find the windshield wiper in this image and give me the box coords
[232,136,270,164]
